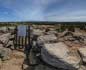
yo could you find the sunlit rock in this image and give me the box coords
[32,29,44,36]
[79,46,86,63]
[41,42,81,70]
[0,33,11,44]
[37,34,57,45]
[0,48,12,61]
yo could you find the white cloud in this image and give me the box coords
[16,9,45,21]
[40,0,58,6]
[0,0,86,21]
[46,9,86,21]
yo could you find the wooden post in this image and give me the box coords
[25,25,31,59]
[18,36,21,49]
[22,36,24,49]
[28,25,31,48]
[25,26,28,47]
[18,36,23,49]
[25,36,27,47]
[14,26,18,49]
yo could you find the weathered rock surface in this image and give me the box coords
[0,33,11,45]
[10,35,15,40]
[32,29,44,36]
[0,44,3,48]
[29,49,39,65]
[41,42,81,70]
[6,41,14,49]
[78,65,86,70]
[83,38,86,45]
[34,64,57,70]
[37,34,57,45]
[0,47,12,61]
[31,27,86,70]
[0,30,15,61]
[79,46,86,63]
[46,30,57,35]
[60,31,73,37]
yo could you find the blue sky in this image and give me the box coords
[0,0,86,22]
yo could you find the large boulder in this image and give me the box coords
[46,30,57,35]
[29,48,39,65]
[32,29,44,36]
[37,34,57,45]
[0,47,12,61]
[5,41,14,50]
[6,41,13,47]
[0,33,11,45]
[0,44,3,48]
[63,35,75,41]
[9,35,15,40]
[78,65,86,70]
[60,31,73,37]
[83,37,86,45]
[41,42,81,70]
[78,46,86,63]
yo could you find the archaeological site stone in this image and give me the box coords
[41,42,81,70]
[32,29,44,36]
[0,33,11,45]
[0,48,12,61]
[37,34,57,45]
[79,46,86,63]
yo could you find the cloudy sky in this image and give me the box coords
[0,0,86,22]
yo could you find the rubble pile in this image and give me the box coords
[0,27,15,67]
[30,27,86,70]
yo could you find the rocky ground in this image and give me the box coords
[29,26,86,70]
[1,25,86,70]
[0,50,24,70]
[0,27,25,70]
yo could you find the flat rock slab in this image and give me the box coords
[37,34,57,45]
[46,30,57,35]
[79,46,86,63]
[32,29,44,36]
[0,33,11,44]
[41,42,81,70]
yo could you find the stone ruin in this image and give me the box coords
[29,26,86,70]
[0,26,86,70]
[0,27,15,67]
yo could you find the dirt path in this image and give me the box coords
[0,50,25,70]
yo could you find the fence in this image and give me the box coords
[14,25,30,50]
